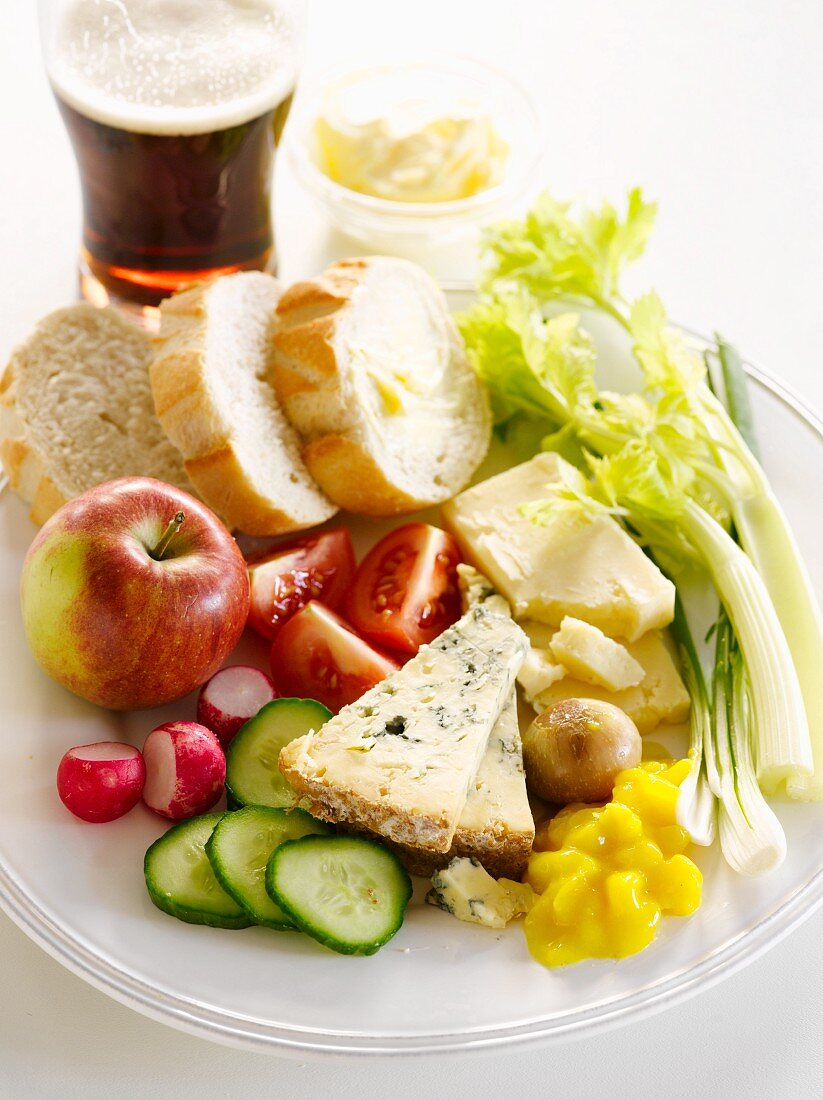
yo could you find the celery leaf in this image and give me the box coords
[629,292,706,392]
[479,187,657,308]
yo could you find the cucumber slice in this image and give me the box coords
[225,698,332,809]
[144,813,252,929]
[206,806,331,929]
[266,836,413,956]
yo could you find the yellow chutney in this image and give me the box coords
[524,760,702,966]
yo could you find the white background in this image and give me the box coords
[1,1,822,1096]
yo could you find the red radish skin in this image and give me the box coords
[142,722,225,820]
[197,665,278,747]
[57,741,146,823]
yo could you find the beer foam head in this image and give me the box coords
[48,0,300,135]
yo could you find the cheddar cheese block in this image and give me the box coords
[442,452,675,642]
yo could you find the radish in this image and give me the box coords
[57,741,146,823]
[197,665,278,747]
[142,722,225,820]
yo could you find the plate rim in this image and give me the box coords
[1,322,822,1057]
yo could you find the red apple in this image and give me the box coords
[20,477,250,710]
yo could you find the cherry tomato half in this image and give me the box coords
[346,523,463,655]
[270,601,399,713]
[247,529,355,641]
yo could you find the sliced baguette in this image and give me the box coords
[0,304,193,524]
[150,272,337,536]
[272,257,492,515]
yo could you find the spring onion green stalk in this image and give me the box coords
[674,347,787,862]
[713,339,760,459]
[669,595,716,847]
[710,613,786,875]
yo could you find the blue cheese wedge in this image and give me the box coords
[279,603,528,853]
[364,566,535,878]
[444,694,535,877]
[426,856,536,929]
[377,695,535,879]
[447,566,534,876]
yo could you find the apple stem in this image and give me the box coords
[150,512,186,561]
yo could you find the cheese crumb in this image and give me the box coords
[549,616,644,691]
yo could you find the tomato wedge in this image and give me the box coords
[270,601,400,713]
[346,523,463,655]
[247,529,355,641]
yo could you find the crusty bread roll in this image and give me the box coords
[150,272,337,536]
[272,257,492,515]
[0,304,193,524]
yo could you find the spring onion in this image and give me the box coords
[699,386,823,798]
[669,594,716,848]
[710,612,786,875]
[680,499,811,792]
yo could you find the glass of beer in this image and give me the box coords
[39,0,305,320]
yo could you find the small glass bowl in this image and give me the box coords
[286,55,546,252]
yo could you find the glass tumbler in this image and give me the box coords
[39,0,306,320]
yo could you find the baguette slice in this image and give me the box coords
[272,257,492,515]
[151,273,337,536]
[0,304,192,524]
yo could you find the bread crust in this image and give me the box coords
[343,823,533,881]
[0,343,68,522]
[275,259,371,324]
[272,257,491,517]
[0,422,65,524]
[279,746,456,853]
[151,275,336,536]
[183,446,315,537]
[1,305,191,524]
[272,312,343,383]
[302,435,435,515]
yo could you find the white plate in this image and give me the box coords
[1,298,822,1057]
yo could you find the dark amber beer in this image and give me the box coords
[56,95,293,309]
[42,0,303,314]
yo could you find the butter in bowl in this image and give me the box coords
[286,56,545,251]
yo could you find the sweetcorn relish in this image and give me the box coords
[524,760,702,966]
